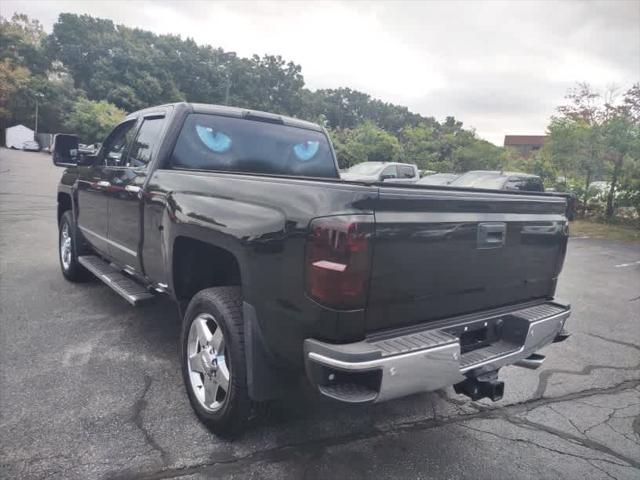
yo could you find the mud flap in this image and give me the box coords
[243,302,296,401]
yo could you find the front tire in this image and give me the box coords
[58,210,91,282]
[181,287,252,437]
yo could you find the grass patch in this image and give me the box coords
[570,219,640,243]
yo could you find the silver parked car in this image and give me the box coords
[341,162,420,183]
[450,171,544,192]
[417,173,459,186]
[22,140,41,152]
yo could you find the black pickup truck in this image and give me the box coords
[54,103,571,436]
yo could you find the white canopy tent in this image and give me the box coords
[5,124,34,149]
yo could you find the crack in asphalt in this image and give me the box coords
[459,423,628,468]
[503,414,640,468]
[532,333,640,399]
[584,333,640,353]
[547,395,640,447]
[113,379,640,480]
[586,459,625,480]
[547,403,588,435]
[131,375,170,466]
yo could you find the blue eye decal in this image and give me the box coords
[293,141,319,161]
[196,125,231,153]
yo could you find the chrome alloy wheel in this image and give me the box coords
[187,313,230,412]
[60,222,72,271]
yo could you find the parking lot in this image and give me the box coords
[1,148,638,479]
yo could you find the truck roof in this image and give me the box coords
[464,170,540,178]
[131,102,323,132]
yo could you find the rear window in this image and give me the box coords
[346,162,385,175]
[505,176,544,192]
[449,172,506,189]
[169,113,338,178]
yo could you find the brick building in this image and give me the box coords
[503,135,547,158]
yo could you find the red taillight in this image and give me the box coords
[305,215,374,310]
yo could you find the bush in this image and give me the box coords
[63,98,125,144]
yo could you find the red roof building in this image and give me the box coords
[503,135,547,158]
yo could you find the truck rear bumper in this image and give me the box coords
[304,301,570,404]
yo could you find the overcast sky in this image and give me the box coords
[3,0,639,144]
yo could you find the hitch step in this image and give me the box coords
[78,255,155,306]
[515,353,545,370]
[553,329,571,343]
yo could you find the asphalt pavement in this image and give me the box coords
[1,148,638,480]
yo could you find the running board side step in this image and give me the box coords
[78,255,155,306]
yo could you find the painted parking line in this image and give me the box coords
[570,236,590,240]
[614,260,640,268]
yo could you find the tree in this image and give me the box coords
[401,117,503,173]
[1,13,80,139]
[63,99,125,143]
[454,137,504,173]
[2,10,510,179]
[0,59,30,127]
[548,83,640,219]
[0,13,49,74]
[401,122,443,171]
[601,94,640,217]
[546,116,603,213]
[330,122,401,168]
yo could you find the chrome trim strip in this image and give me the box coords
[79,226,137,258]
[308,342,457,371]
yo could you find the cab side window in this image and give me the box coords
[102,120,137,167]
[524,177,544,192]
[398,165,415,178]
[505,177,525,191]
[381,165,398,179]
[506,176,544,192]
[127,117,166,168]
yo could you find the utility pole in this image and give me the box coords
[35,97,39,134]
[224,75,231,105]
[34,93,44,135]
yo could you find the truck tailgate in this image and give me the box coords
[367,186,568,332]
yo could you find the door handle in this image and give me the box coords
[477,222,506,249]
[125,185,141,194]
[96,180,111,188]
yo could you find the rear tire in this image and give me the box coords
[58,210,91,282]
[180,287,253,437]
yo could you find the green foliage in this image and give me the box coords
[0,59,30,125]
[0,14,48,74]
[331,122,402,168]
[63,98,125,144]
[401,118,504,173]
[545,83,640,219]
[1,12,503,170]
[504,148,557,186]
[0,14,47,136]
[2,12,637,224]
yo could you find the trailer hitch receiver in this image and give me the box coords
[454,371,504,402]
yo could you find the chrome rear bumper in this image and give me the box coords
[304,301,570,404]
